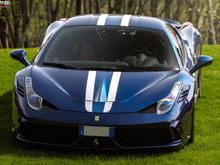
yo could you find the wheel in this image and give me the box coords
[188,106,195,143]
[198,70,202,98]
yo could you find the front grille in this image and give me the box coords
[19,123,79,146]
[114,126,179,147]
[75,137,117,149]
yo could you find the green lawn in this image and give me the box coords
[0,46,219,165]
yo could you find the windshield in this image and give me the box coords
[38,26,179,71]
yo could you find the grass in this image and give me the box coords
[0,46,220,165]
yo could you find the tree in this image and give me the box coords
[0,0,220,48]
[95,0,100,13]
[207,0,217,44]
[164,0,172,18]
[150,0,160,17]
[76,0,81,15]
[11,0,22,47]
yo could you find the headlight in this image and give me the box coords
[157,82,182,115]
[25,77,42,110]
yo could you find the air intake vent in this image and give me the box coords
[139,103,156,114]
[177,86,190,103]
[42,99,58,110]
[17,79,25,97]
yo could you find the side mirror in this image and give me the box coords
[190,55,213,74]
[10,49,30,66]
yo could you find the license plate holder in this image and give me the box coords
[79,125,114,137]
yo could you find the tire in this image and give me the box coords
[188,106,195,144]
[198,70,202,98]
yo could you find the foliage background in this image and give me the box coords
[0,0,219,48]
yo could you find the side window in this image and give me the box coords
[167,25,185,64]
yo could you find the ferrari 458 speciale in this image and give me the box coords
[10,14,213,150]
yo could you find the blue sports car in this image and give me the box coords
[10,14,213,150]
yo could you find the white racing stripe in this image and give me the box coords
[120,14,131,26]
[85,71,121,113]
[103,72,121,113]
[97,14,108,26]
[85,71,97,112]
[103,102,113,113]
[85,101,93,113]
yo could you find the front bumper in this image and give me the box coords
[16,119,183,149]
[13,93,193,149]
[14,107,188,149]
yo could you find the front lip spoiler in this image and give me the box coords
[16,133,80,148]
[16,133,182,150]
[112,139,182,149]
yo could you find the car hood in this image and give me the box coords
[31,66,179,113]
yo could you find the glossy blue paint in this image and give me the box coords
[105,15,124,26]
[99,78,108,102]
[198,55,213,64]
[64,15,99,26]
[93,72,112,102]
[93,102,105,113]
[190,55,213,74]
[31,65,179,113]
[10,49,30,66]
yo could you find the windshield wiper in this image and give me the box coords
[123,66,178,71]
[43,62,128,71]
[43,62,80,69]
[81,66,123,71]
[43,62,177,72]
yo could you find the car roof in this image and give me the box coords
[63,14,169,32]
